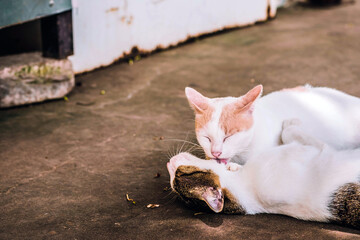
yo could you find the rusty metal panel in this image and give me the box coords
[69,0,283,73]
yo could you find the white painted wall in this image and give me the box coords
[69,0,284,74]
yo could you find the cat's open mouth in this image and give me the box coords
[214,158,228,164]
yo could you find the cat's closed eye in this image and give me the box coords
[204,136,211,142]
[223,135,233,142]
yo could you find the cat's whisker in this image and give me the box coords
[161,191,179,205]
[165,148,171,159]
[176,141,205,156]
[184,145,197,154]
[167,147,175,159]
[175,144,181,156]
[178,134,188,154]
[161,188,177,200]
[163,138,201,148]
[166,151,173,160]
[164,134,205,159]
[178,143,185,154]
[170,145,178,158]
[170,145,176,157]
[180,141,197,155]
[162,196,178,206]
[173,144,178,155]
[175,144,180,155]
[185,145,204,155]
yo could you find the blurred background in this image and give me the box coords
[0,0,347,107]
[0,0,285,73]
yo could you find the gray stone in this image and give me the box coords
[0,52,74,108]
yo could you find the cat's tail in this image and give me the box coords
[329,183,360,229]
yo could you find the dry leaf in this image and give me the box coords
[126,193,136,204]
[153,136,164,141]
[147,204,160,209]
[194,212,205,216]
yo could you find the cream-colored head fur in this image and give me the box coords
[185,85,263,162]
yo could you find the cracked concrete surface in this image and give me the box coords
[1,2,360,239]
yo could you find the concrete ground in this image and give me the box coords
[1,1,360,239]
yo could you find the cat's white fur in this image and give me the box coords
[186,85,360,164]
[167,120,360,221]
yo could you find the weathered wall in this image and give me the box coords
[69,0,283,74]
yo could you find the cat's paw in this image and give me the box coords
[170,152,195,169]
[226,162,241,172]
[281,119,325,149]
[282,119,303,144]
[282,118,302,130]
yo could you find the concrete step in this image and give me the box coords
[0,52,74,108]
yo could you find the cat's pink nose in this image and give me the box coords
[211,151,222,158]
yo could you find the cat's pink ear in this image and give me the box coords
[185,87,209,114]
[236,85,263,113]
[202,187,224,213]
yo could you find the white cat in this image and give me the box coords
[185,85,360,164]
[167,120,360,228]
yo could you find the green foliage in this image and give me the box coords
[14,64,63,84]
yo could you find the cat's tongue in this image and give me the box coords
[216,159,228,164]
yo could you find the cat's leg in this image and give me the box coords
[169,152,202,168]
[281,119,325,150]
[168,152,223,173]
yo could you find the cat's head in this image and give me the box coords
[172,165,224,212]
[185,85,263,163]
[167,153,245,214]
